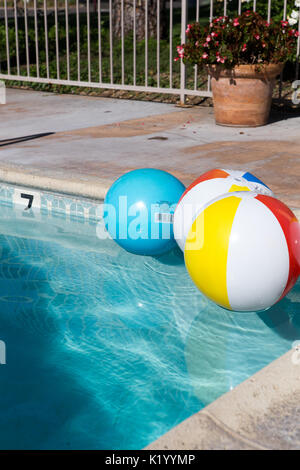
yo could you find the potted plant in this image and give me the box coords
[176,10,299,127]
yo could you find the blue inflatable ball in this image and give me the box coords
[104,169,185,256]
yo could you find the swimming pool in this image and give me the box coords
[0,192,299,450]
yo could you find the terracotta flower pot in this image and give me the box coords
[207,63,284,127]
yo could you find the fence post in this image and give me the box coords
[180,0,188,105]
[296,7,300,82]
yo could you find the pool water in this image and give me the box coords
[0,201,299,449]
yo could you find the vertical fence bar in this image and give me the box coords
[24,0,30,76]
[0,16,1,74]
[296,8,300,81]
[65,0,70,81]
[169,0,173,88]
[267,0,271,23]
[157,0,160,87]
[279,0,288,101]
[13,0,20,75]
[44,0,49,78]
[145,0,148,87]
[87,0,91,82]
[194,0,200,90]
[133,0,136,86]
[121,0,125,85]
[98,0,102,82]
[34,0,40,77]
[54,0,60,79]
[180,0,187,104]
[238,0,242,16]
[283,0,287,20]
[4,0,10,75]
[207,0,214,93]
[253,0,257,12]
[224,0,227,17]
[76,0,80,80]
[109,0,113,83]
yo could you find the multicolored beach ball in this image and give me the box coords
[174,168,273,251]
[184,192,300,312]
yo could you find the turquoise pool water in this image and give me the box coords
[0,200,299,449]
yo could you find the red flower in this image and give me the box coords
[254,34,260,40]
[289,29,300,37]
[202,53,208,59]
[217,56,226,63]
[242,43,247,52]
[214,16,224,24]
[281,20,288,27]
[233,18,239,27]
[177,45,185,58]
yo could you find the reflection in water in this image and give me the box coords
[258,283,300,340]
[185,283,300,406]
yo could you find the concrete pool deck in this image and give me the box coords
[1,88,300,209]
[1,88,300,450]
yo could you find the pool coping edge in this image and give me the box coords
[146,348,300,450]
[0,165,113,201]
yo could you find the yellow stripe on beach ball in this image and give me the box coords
[229,185,251,193]
[184,195,242,310]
